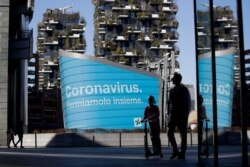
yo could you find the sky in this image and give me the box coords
[29,0,250,89]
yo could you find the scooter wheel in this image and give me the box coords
[160,153,163,158]
[145,154,149,159]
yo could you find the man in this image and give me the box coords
[167,72,191,159]
[15,120,24,148]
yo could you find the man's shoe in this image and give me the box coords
[169,152,179,159]
[20,146,24,148]
[178,153,185,159]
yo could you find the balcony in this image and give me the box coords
[163,0,174,4]
[198,31,207,36]
[9,30,33,59]
[115,35,128,41]
[125,51,136,57]
[112,6,123,11]
[159,44,173,50]
[39,67,52,73]
[65,49,86,54]
[225,22,238,29]
[39,25,53,31]
[118,14,129,18]
[72,24,85,32]
[44,61,58,66]
[137,35,152,42]
[137,12,151,19]
[44,40,58,45]
[162,5,178,13]
[44,19,59,24]
[217,37,235,43]
[162,31,179,42]
[151,14,160,19]
[216,17,233,22]
[127,27,141,34]
[124,5,140,11]
[162,20,178,28]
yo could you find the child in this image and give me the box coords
[6,128,16,148]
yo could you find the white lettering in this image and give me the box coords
[199,83,232,96]
[64,82,143,98]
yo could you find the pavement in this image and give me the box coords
[0,146,248,167]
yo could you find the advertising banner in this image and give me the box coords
[59,50,160,130]
[198,48,234,128]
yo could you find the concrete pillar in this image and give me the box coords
[20,59,28,133]
[0,0,10,146]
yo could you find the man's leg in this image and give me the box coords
[178,120,188,159]
[155,136,162,154]
[20,135,24,148]
[168,122,179,159]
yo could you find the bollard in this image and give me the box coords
[35,133,37,149]
[93,136,95,147]
[119,132,121,148]
[190,130,193,146]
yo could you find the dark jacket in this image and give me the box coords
[168,84,191,120]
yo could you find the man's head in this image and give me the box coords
[198,95,204,104]
[171,72,182,85]
[148,95,156,105]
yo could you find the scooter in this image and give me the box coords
[141,118,163,159]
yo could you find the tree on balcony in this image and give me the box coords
[149,0,162,5]
[113,48,125,55]
[52,31,59,41]
[64,36,70,49]
[128,0,133,5]
[151,40,160,47]
[80,17,86,24]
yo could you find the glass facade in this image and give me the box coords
[194,0,248,166]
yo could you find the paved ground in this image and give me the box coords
[0,146,198,167]
[0,146,248,167]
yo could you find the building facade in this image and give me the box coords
[37,8,86,91]
[194,1,249,166]
[0,0,10,145]
[92,0,179,74]
[28,8,86,132]
[196,5,245,127]
[0,0,34,145]
[197,5,239,83]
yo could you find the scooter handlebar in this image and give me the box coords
[141,116,153,123]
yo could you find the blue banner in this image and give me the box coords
[198,48,234,128]
[59,50,160,130]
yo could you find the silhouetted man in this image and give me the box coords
[167,72,191,159]
[15,120,24,148]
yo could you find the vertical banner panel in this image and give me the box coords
[59,50,160,130]
[198,48,234,128]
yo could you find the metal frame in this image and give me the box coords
[237,0,248,166]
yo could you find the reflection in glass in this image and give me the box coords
[195,0,243,166]
[195,0,214,165]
